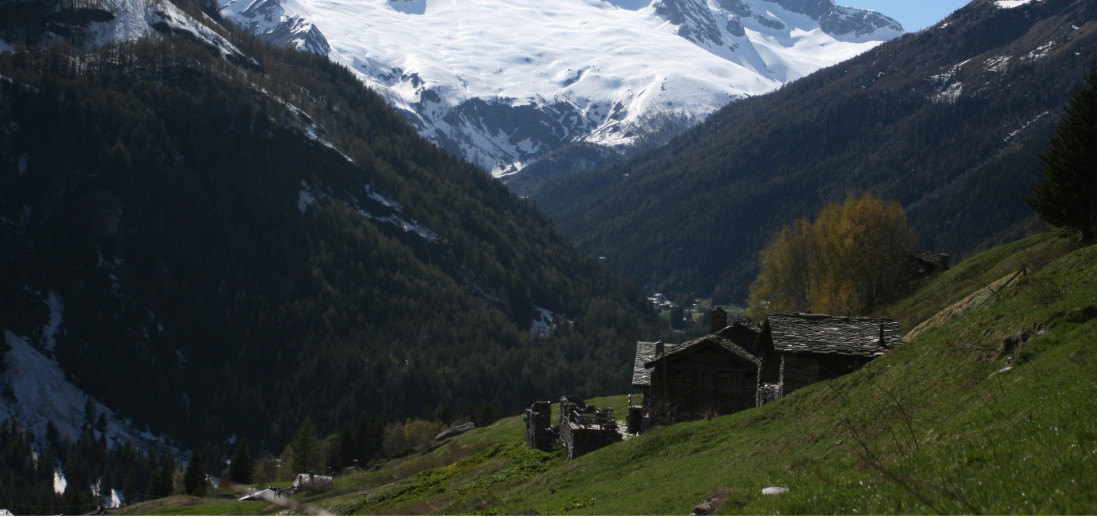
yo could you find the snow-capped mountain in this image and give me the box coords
[219,0,903,179]
[7,0,246,57]
[218,0,330,54]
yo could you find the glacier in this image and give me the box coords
[220,0,905,179]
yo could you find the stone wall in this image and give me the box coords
[558,396,621,460]
[524,400,556,451]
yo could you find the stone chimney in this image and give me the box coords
[710,307,728,334]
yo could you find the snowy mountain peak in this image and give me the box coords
[219,0,331,54]
[0,0,249,62]
[217,0,900,179]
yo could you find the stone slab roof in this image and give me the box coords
[646,333,759,368]
[764,313,901,357]
[632,331,760,387]
[632,341,680,387]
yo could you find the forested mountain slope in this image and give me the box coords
[0,0,660,452]
[533,0,1097,303]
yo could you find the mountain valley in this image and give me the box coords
[2,0,1096,513]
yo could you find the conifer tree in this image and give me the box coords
[1027,61,1097,243]
[183,450,207,496]
[148,453,176,499]
[289,417,318,474]
[228,440,254,484]
[123,468,136,506]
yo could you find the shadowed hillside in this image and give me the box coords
[534,0,1097,303]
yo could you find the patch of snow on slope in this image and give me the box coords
[530,306,555,335]
[1023,40,1058,62]
[42,290,63,355]
[1004,110,1050,142]
[53,469,67,495]
[995,0,1039,8]
[298,188,317,214]
[365,186,402,212]
[927,58,969,103]
[1,330,184,460]
[356,185,443,243]
[299,180,444,244]
[984,55,1011,73]
[934,82,963,104]
[259,89,354,161]
[88,0,247,62]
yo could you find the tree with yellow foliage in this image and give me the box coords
[747,194,915,318]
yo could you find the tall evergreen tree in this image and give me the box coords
[183,450,207,496]
[289,417,318,474]
[228,440,254,484]
[148,453,176,499]
[1027,61,1097,243]
[123,468,136,506]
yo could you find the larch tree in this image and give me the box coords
[748,193,915,318]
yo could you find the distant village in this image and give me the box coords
[526,308,904,459]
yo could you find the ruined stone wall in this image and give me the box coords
[557,396,621,460]
[525,400,556,451]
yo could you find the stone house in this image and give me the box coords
[755,313,902,405]
[629,315,760,430]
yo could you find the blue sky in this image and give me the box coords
[839,0,972,32]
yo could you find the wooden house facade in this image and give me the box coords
[755,313,902,405]
[630,319,760,429]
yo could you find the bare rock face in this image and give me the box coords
[654,0,726,47]
[434,421,475,441]
[220,0,331,55]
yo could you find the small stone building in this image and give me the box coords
[557,396,621,460]
[630,316,761,430]
[524,396,621,459]
[755,313,902,405]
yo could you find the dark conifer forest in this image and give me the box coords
[0,1,662,466]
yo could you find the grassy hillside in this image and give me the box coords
[122,231,1097,515]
